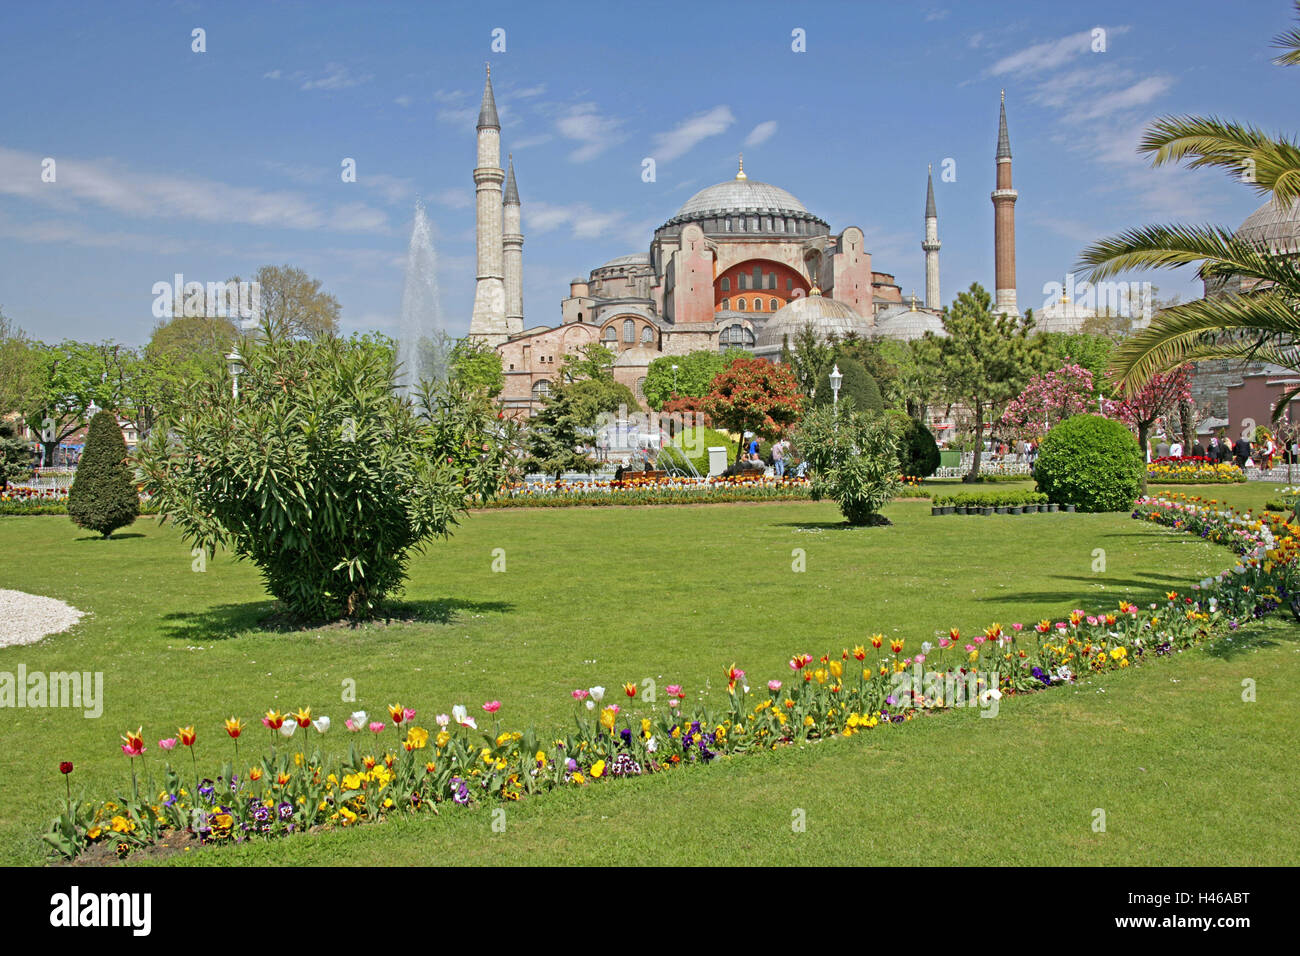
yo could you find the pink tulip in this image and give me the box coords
[369,722,386,733]
[768,680,782,691]
[482,701,501,714]
[403,707,416,722]
[158,738,177,751]
[572,689,588,700]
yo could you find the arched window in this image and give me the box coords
[724,218,732,232]
[737,298,747,311]
[770,298,779,311]
[752,299,763,312]
[641,326,654,344]
[720,277,730,292]
[603,325,617,343]
[623,319,635,343]
[635,377,647,399]
[721,298,730,310]
[532,379,550,400]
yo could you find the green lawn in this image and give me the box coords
[1,482,1296,866]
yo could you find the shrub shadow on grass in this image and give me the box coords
[74,533,147,541]
[158,597,514,641]
[1202,617,1300,660]
[773,518,894,531]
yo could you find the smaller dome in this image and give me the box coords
[1236,198,1300,256]
[754,293,867,354]
[873,305,946,341]
[613,345,659,368]
[597,253,651,270]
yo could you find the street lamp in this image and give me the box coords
[829,364,843,412]
[226,348,243,400]
[671,363,679,395]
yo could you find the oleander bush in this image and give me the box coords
[889,412,941,479]
[1034,414,1144,513]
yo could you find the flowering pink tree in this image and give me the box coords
[1000,363,1098,440]
[1107,365,1194,466]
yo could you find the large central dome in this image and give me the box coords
[675,178,809,219]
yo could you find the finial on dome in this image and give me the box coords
[809,284,821,296]
[486,62,491,77]
[909,291,918,311]
[1000,87,1005,104]
[736,153,747,180]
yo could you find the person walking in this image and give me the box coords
[772,439,787,478]
[1232,434,1252,469]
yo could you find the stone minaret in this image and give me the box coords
[922,165,941,309]
[502,154,524,335]
[991,90,1019,318]
[469,65,508,345]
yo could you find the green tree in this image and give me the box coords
[25,340,131,467]
[928,283,1039,481]
[0,312,44,417]
[782,325,835,401]
[1078,9,1300,408]
[701,357,804,461]
[796,403,900,525]
[237,265,341,339]
[558,343,637,422]
[523,385,596,480]
[1035,332,1116,400]
[136,318,509,622]
[812,355,883,414]
[67,411,138,538]
[642,349,750,410]
[448,337,504,397]
[0,419,33,490]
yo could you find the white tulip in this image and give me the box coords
[279,721,296,738]
[312,716,331,734]
[589,686,605,702]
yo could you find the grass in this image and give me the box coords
[1,482,1296,866]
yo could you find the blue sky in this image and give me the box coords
[1,0,1296,346]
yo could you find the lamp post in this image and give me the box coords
[226,349,243,401]
[829,364,842,413]
[671,363,679,396]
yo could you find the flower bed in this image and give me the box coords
[0,486,160,516]
[1147,458,1245,484]
[478,474,814,508]
[43,493,1298,862]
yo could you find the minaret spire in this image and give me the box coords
[736,153,747,180]
[991,91,1019,318]
[469,64,508,345]
[922,165,941,309]
[503,154,524,334]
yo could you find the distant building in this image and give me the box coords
[467,69,1023,416]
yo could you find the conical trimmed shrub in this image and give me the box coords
[67,411,138,538]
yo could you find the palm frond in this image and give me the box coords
[1274,1,1300,65]
[1077,222,1286,283]
[1273,382,1300,422]
[1109,290,1300,391]
[1139,115,1300,206]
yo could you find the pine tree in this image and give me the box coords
[67,411,138,537]
[523,385,595,481]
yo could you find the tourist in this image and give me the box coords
[1169,439,1183,457]
[772,439,787,478]
[1191,438,1205,458]
[1156,436,1171,459]
[1232,434,1251,469]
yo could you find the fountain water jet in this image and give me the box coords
[395,200,446,395]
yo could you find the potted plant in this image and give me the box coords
[1048,502,1059,512]
[1065,503,1076,512]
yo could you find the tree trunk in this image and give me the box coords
[1138,420,1151,495]
[966,398,984,482]
[1179,399,1194,452]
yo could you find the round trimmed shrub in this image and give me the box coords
[888,412,940,478]
[1034,414,1143,513]
[67,411,139,538]
[813,356,883,415]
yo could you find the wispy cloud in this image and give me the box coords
[744,121,778,147]
[0,146,389,233]
[556,103,627,162]
[989,26,1129,77]
[297,63,373,91]
[526,200,631,239]
[651,106,735,163]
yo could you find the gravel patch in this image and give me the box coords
[0,589,86,647]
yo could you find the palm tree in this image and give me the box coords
[1078,4,1300,417]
